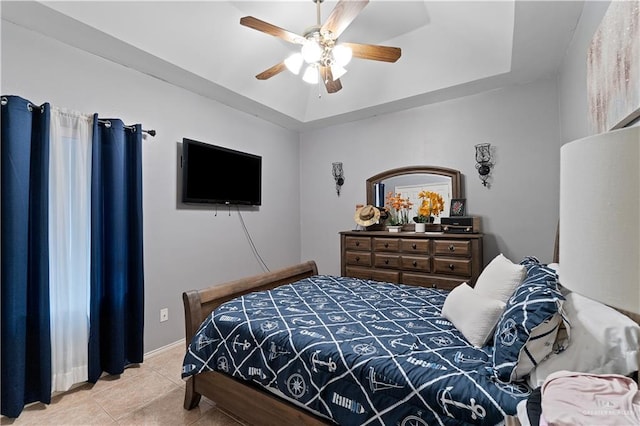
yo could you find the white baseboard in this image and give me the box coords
[144,338,185,359]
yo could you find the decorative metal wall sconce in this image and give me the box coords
[475,143,493,187]
[332,162,345,196]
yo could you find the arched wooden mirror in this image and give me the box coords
[366,166,462,221]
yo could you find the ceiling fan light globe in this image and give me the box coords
[284,53,304,75]
[302,65,319,84]
[330,64,347,79]
[332,44,352,67]
[301,40,322,63]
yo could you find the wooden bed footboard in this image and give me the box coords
[182,260,329,425]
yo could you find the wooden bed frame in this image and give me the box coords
[182,259,640,425]
[182,260,330,425]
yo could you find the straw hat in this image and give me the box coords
[354,205,381,227]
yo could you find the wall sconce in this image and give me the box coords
[332,162,345,196]
[475,143,493,187]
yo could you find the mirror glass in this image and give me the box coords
[366,166,462,222]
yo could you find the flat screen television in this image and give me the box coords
[181,138,262,206]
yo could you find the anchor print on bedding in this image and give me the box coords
[183,275,531,425]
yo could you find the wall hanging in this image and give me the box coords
[332,162,344,196]
[475,143,493,187]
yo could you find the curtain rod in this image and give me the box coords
[0,96,45,112]
[97,119,156,137]
[0,97,156,137]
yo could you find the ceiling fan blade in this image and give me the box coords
[322,0,369,39]
[320,67,342,94]
[240,16,305,45]
[343,42,401,63]
[256,62,287,80]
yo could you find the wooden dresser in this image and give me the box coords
[340,230,483,291]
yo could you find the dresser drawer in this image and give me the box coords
[434,240,471,257]
[345,236,371,251]
[403,273,466,291]
[345,266,372,280]
[374,253,401,269]
[346,251,372,267]
[433,258,472,277]
[400,272,431,287]
[373,238,400,252]
[400,239,430,254]
[400,255,431,273]
[370,269,400,283]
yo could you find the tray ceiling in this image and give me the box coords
[1,1,584,130]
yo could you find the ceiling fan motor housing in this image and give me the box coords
[239,0,401,93]
[302,26,340,67]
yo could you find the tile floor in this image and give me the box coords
[1,342,245,426]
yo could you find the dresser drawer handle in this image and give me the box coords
[412,261,418,267]
[431,283,437,288]
[355,256,360,262]
[448,264,455,271]
[355,241,360,247]
[412,243,417,250]
[384,242,389,248]
[448,245,455,252]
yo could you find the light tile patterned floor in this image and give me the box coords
[1,342,245,426]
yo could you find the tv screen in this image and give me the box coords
[182,138,262,205]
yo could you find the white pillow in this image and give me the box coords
[442,283,506,347]
[527,291,640,387]
[474,254,526,303]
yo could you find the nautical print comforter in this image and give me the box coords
[182,275,530,425]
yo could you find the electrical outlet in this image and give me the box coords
[160,308,168,322]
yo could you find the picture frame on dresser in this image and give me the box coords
[450,198,466,217]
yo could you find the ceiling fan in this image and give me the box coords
[240,0,401,94]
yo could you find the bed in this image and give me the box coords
[182,261,328,425]
[181,259,640,425]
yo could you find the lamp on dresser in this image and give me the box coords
[559,126,640,379]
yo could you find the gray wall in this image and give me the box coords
[1,1,613,354]
[299,77,562,274]
[300,0,616,277]
[1,22,303,352]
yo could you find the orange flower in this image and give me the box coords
[385,192,413,224]
[417,191,444,217]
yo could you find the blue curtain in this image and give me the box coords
[1,96,52,417]
[88,117,144,382]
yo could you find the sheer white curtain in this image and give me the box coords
[48,107,92,392]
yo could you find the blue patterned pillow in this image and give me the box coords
[492,257,566,383]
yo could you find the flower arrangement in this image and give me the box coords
[413,191,445,223]
[385,192,413,225]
